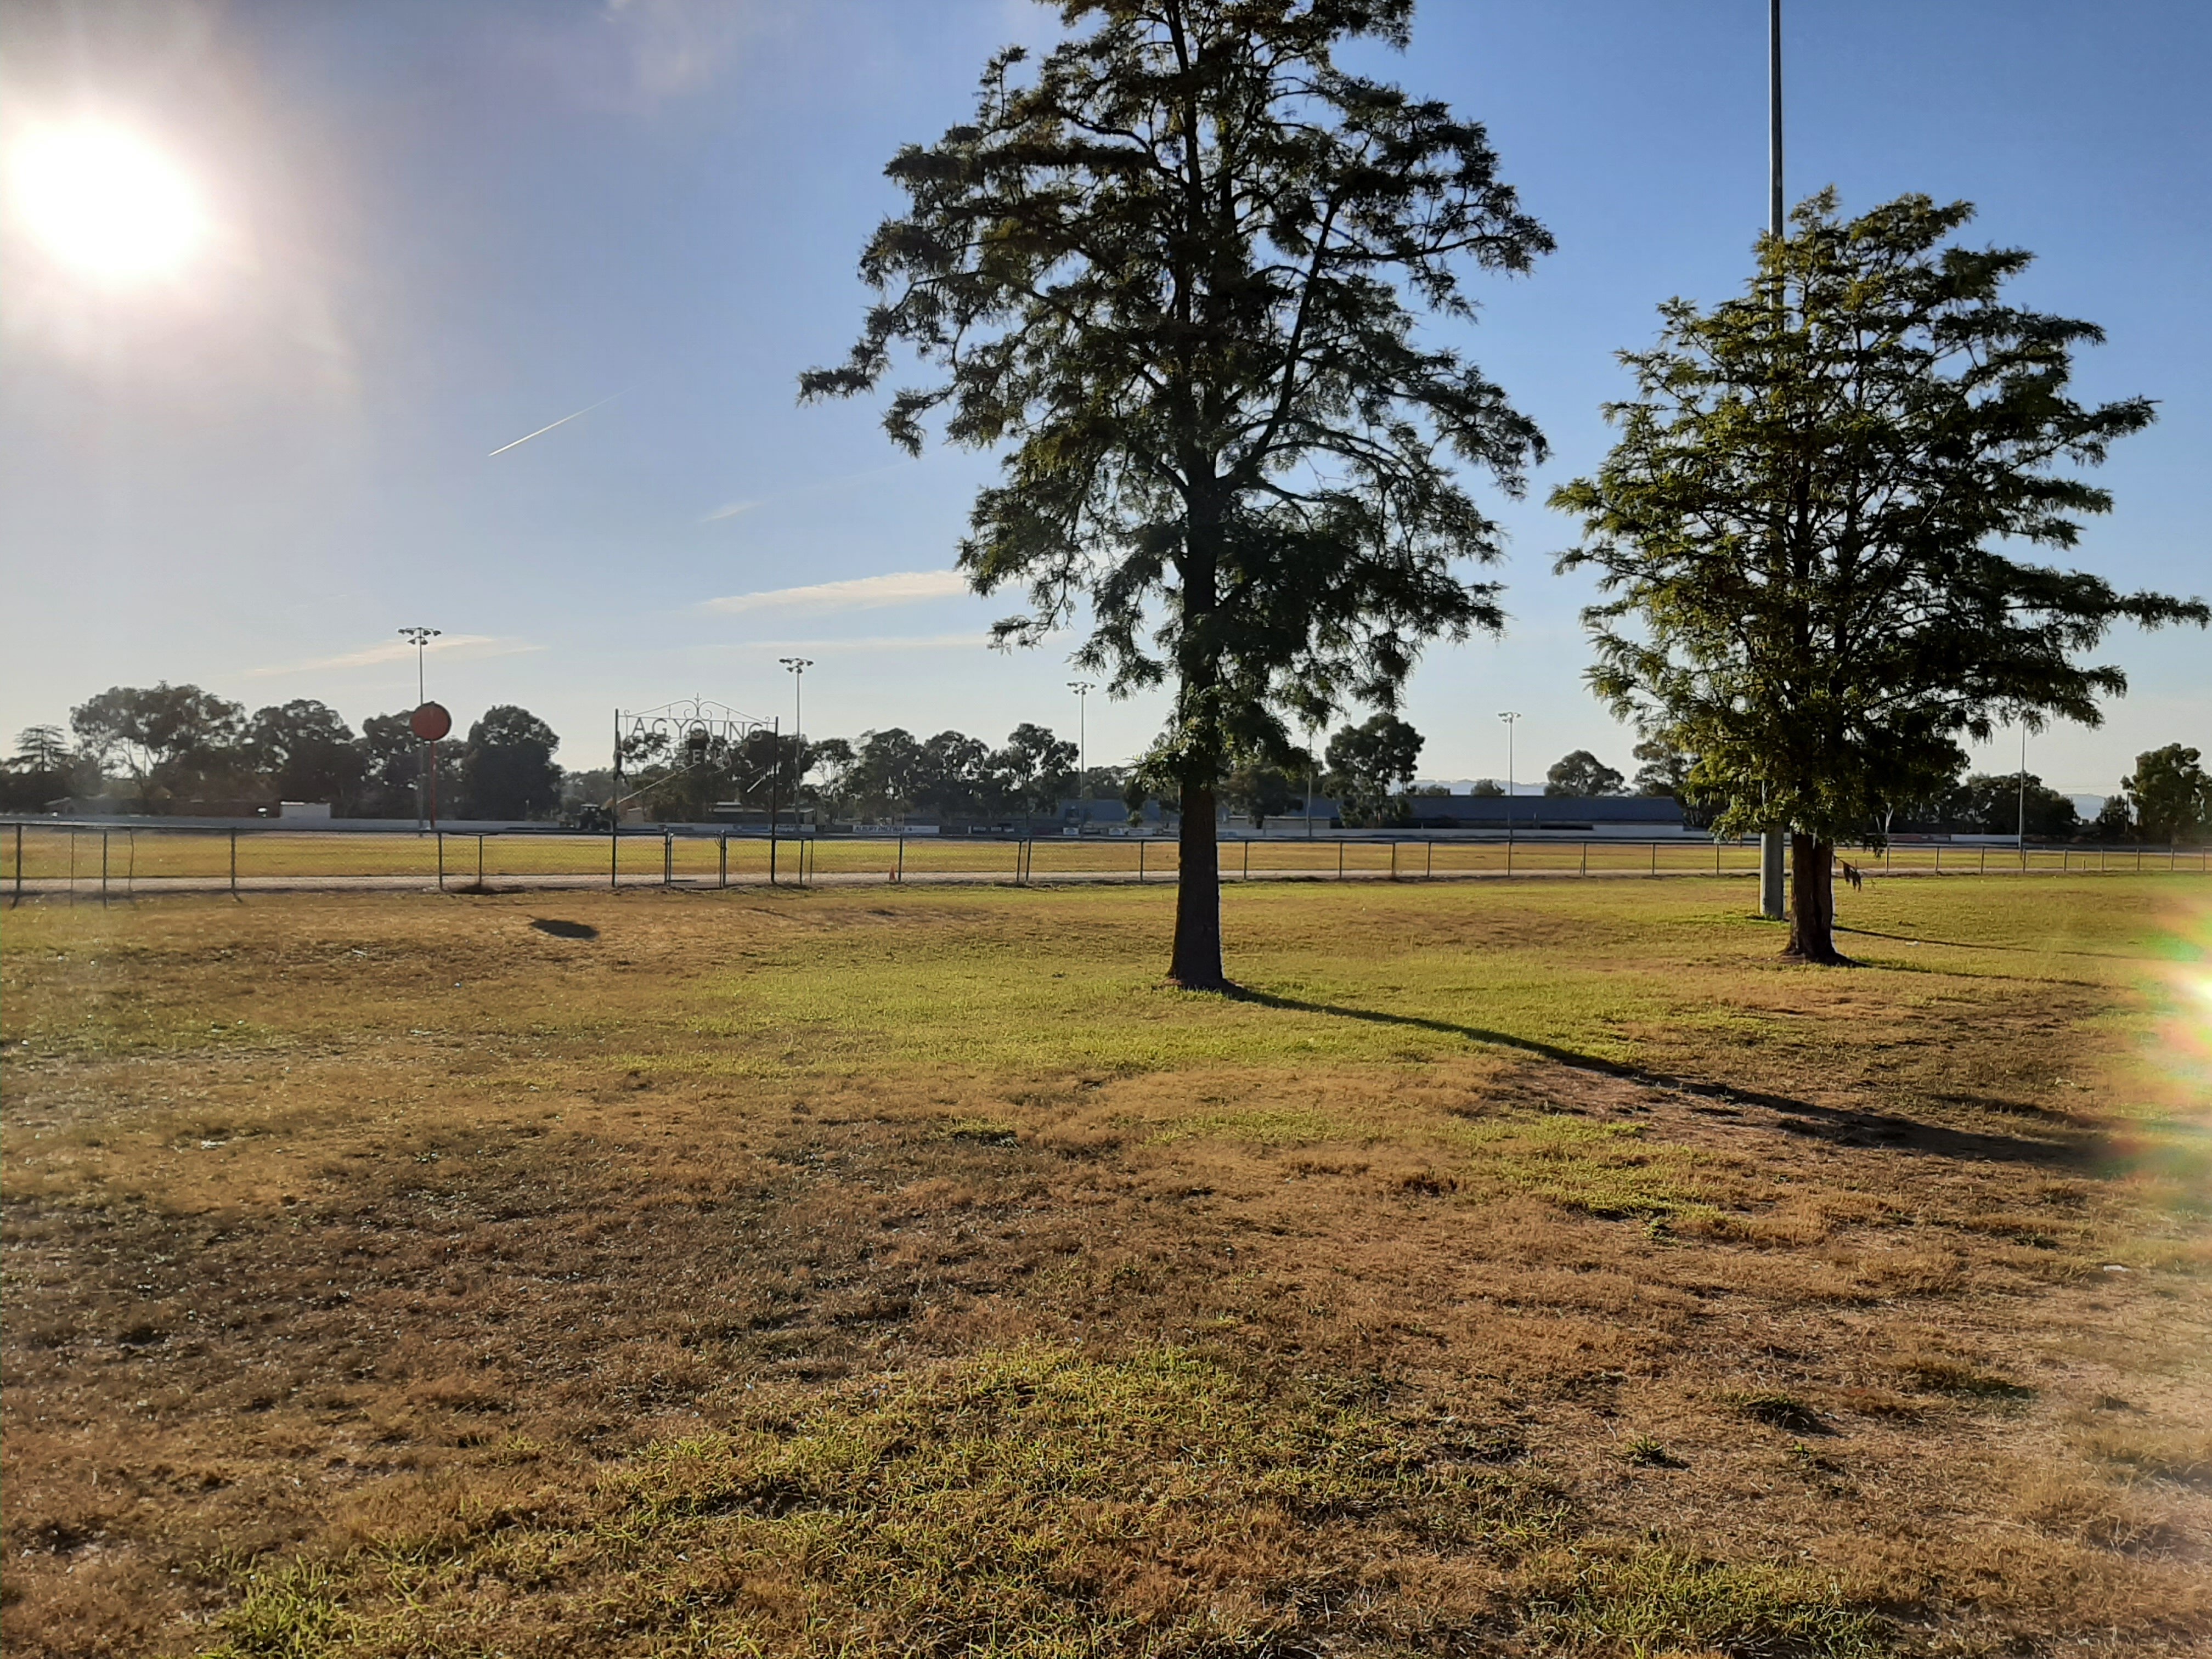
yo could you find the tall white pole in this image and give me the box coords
[2018,725,2028,850]
[1759,0,1791,921]
[1499,712,1522,850]
[1069,681,1094,834]
[780,658,813,825]
[398,627,440,833]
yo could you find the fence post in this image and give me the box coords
[1980,847,1987,874]
[1427,840,1434,879]
[1338,840,1345,881]
[435,831,444,891]
[1390,841,1398,882]
[1243,839,1251,881]
[1935,844,1941,873]
[1582,842,1589,877]
[897,836,905,883]
[1139,840,1147,883]
[610,828,619,890]
[719,832,728,889]
[1650,841,1657,876]
[230,829,240,898]
[127,829,136,896]
[478,834,486,886]
[12,823,20,906]
[101,831,110,905]
[664,831,673,887]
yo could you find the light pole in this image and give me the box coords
[780,658,814,828]
[1069,681,1094,834]
[1499,711,1522,852]
[399,627,440,831]
[1758,0,1790,922]
[2017,724,2029,855]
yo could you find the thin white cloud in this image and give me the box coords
[702,570,972,616]
[701,499,760,523]
[246,634,543,679]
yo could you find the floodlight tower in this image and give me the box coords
[1499,711,1522,853]
[399,626,441,830]
[779,658,814,826]
[778,658,813,743]
[1069,681,1094,834]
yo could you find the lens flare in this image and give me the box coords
[7,122,208,285]
[2148,896,2212,1111]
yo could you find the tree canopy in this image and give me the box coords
[802,0,1549,985]
[1543,749,1624,798]
[246,701,368,809]
[70,683,247,808]
[1324,712,1423,824]
[2121,744,2209,844]
[1554,191,2206,961]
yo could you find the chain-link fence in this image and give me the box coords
[5,820,2204,902]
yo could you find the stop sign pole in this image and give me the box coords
[411,700,453,828]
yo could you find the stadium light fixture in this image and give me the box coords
[1069,681,1094,834]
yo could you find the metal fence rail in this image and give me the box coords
[5,820,2204,902]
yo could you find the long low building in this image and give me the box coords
[1403,793,1690,834]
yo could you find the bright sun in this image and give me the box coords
[9,123,208,285]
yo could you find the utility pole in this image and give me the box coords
[1068,682,1094,834]
[1758,0,1790,922]
[2017,725,2028,850]
[1499,712,1521,851]
[399,626,440,832]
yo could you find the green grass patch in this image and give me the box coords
[1451,1111,1723,1221]
[223,1347,1575,1657]
[1521,1548,1887,1657]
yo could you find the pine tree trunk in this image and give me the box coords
[1169,773,1227,989]
[1783,832,1848,963]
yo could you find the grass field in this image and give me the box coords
[4,875,2209,1656]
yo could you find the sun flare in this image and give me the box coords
[8,122,208,285]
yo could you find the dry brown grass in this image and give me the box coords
[3,877,2208,1655]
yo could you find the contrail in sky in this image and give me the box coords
[488,391,623,457]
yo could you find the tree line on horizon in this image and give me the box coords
[1,687,563,821]
[5,685,2203,847]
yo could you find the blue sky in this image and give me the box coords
[3,0,2204,794]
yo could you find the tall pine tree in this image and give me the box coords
[1554,192,2205,962]
[802,0,1549,987]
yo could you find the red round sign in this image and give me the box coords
[410,701,453,742]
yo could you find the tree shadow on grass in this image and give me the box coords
[1225,985,2092,1169]
[1836,926,2166,965]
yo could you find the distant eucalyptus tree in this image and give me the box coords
[1555,192,2205,963]
[802,0,1550,987]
